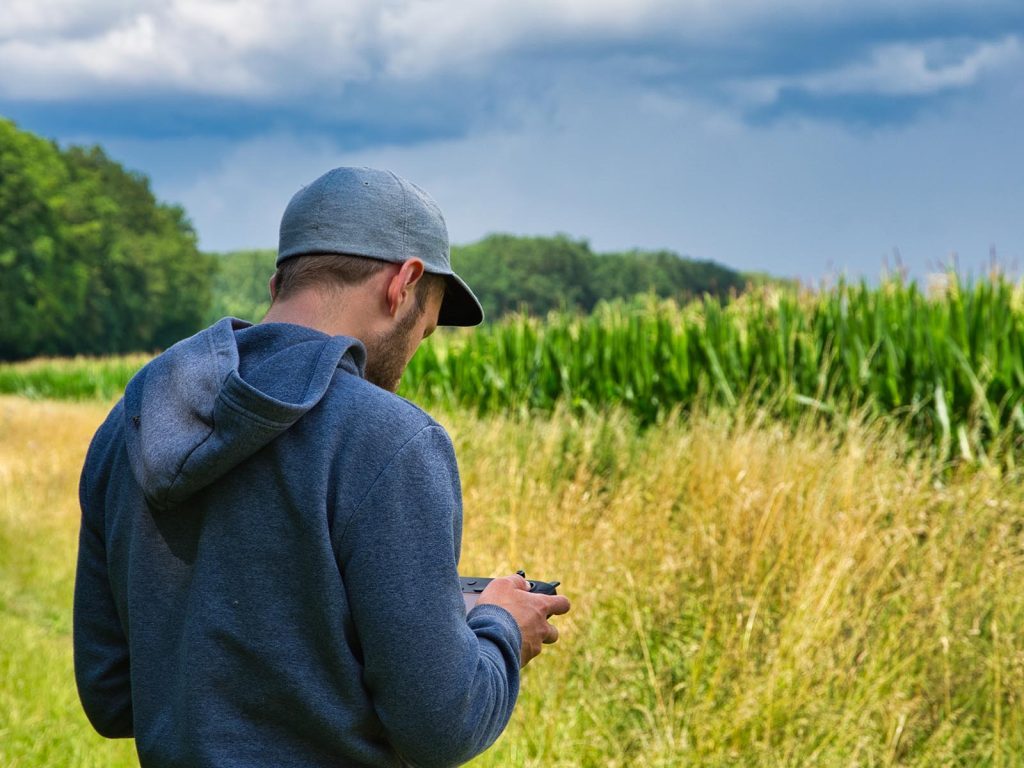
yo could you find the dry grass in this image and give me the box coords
[450,408,1024,767]
[1,396,1021,766]
[0,397,137,766]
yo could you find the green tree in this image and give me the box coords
[592,249,745,304]
[451,233,745,319]
[0,120,74,358]
[205,249,276,324]
[0,119,213,359]
[452,234,596,317]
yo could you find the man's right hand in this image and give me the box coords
[475,574,571,667]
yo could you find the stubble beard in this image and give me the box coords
[363,305,422,393]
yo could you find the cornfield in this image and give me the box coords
[406,276,1024,462]
[0,354,150,401]
[2,276,1022,461]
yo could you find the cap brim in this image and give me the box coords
[437,272,484,327]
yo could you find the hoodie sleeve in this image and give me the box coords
[73,421,134,738]
[335,425,522,768]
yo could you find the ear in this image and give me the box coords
[268,273,279,302]
[385,259,426,317]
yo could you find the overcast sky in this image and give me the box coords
[2,0,1022,281]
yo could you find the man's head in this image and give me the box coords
[277,166,482,327]
[268,253,444,392]
[264,167,481,391]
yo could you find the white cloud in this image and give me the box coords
[810,36,1020,95]
[0,0,152,40]
[738,36,1022,106]
[1,0,1017,99]
[375,0,683,79]
[0,0,379,98]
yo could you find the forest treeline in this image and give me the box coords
[1,118,757,360]
[206,238,754,328]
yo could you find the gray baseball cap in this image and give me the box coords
[277,166,483,326]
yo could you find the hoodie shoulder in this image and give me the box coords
[312,373,456,530]
[328,373,444,454]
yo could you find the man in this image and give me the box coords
[74,167,570,767]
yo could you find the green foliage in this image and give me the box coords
[452,234,596,316]
[205,249,275,324]
[451,234,745,319]
[591,248,744,303]
[0,119,213,360]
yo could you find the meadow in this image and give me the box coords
[1,278,1023,766]
[2,397,1022,766]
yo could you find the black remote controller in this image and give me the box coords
[460,570,561,611]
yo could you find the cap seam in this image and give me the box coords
[313,170,330,237]
[402,175,410,260]
[389,170,410,261]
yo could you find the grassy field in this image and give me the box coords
[1,395,1021,766]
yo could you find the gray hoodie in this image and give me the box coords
[74,317,522,768]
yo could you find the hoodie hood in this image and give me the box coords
[124,317,366,511]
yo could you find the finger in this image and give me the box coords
[544,595,571,616]
[507,573,530,590]
[542,622,560,644]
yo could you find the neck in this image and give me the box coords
[261,288,378,343]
